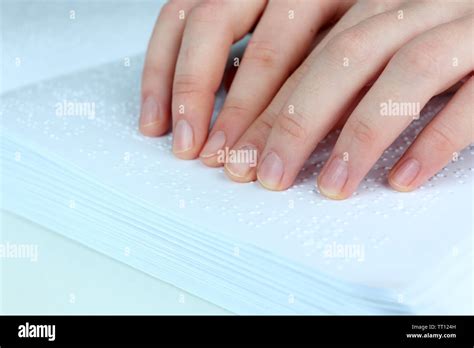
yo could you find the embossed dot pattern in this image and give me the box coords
[1,55,472,287]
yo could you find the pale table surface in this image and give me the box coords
[0,210,229,314]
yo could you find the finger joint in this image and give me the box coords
[349,118,378,146]
[275,109,309,141]
[243,40,281,70]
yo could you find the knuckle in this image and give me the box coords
[424,122,457,152]
[173,73,208,97]
[325,27,373,66]
[221,100,250,118]
[275,109,308,141]
[356,0,400,14]
[253,115,274,140]
[160,0,186,18]
[188,0,224,24]
[392,41,441,81]
[243,40,281,69]
[348,118,378,146]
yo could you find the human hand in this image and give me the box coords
[140,0,473,199]
[140,0,353,152]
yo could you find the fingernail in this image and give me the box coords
[391,158,420,189]
[225,145,257,178]
[200,131,226,158]
[173,119,194,153]
[257,152,284,189]
[140,96,160,127]
[318,156,348,198]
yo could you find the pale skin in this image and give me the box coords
[140,0,474,200]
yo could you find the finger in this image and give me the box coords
[199,0,336,166]
[318,14,474,199]
[140,0,199,137]
[389,77,474,192]
[256,1,471,191]
[171,0,266,159]
[224,0,402,182]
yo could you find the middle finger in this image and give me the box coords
[256,0,470,190]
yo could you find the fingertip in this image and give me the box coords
[256,151,285,191]
[200,155,224,167]
[315,156,351,200]
[256,174,285,191]
[172,148,198,160]
[199,130,227,167]
[387,174,417,193]
[139,95,169,137]
[172,119,198,159]
[388,158,421,192]
[224,164,257,183]
[139,122,169,137]
[217,143,258,182]
[315,173,342,199]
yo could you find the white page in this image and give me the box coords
[1,56,472,299]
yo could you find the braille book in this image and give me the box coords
[1,56,472,314]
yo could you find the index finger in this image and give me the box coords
[171,0,266,159]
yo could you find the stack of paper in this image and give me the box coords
[1,55,472,314]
